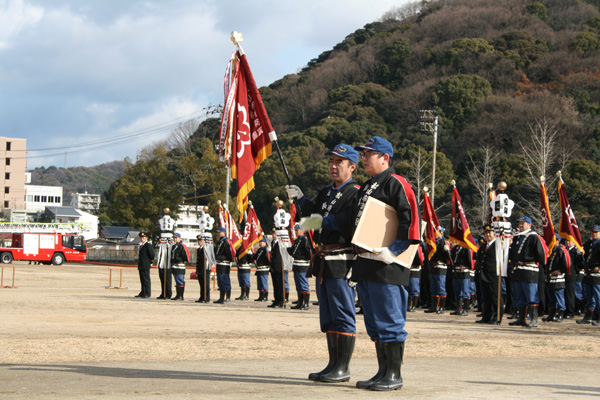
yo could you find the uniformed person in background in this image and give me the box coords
[287,143,360,382]
[542,238,570,322]
[287,224,313,310]
[408,242,425,312]
[577,225,600,325]
[136,232,154,299]
[565,239,585,317]
[449,241,474,316]
[508,216,546,328]
[214,227,234,304]
[269,230,285,308]
[195,235,211,303]
[425,228,450,314]
[253,237,270,302]
[351,136,421,391]
[235,249,253,300]
[170,232,188,301]
[475,225,503,324]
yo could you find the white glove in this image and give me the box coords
[300,213,323,231]
[359,247,400,265]
[285,184,303,200]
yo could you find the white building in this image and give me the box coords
[70,192,101,214]
[25,185,63,213]
[173,205,207,246]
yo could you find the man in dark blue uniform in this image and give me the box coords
[351,136,421,391]
[253,238,270,302]
[170,233,188,301]
[136,232,154,298]
[287,224,313,310]
[214,227,234,304]
[235,250,253,300]
[577,225,600,325]
[449,242,473,316]
[425,228,450,314]
[542,239,570,322]
[508,216,546,328]
[287,143,360,382]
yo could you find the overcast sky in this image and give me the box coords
[0,0,410,169]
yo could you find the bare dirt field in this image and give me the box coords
[0,262,598,399]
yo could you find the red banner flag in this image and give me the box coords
[218,204,243,249]
[449,187,478,252]
[239,204,264,257]
[558,177,583,253]
[219,51,276,220]
[540,181,557,252]
[288,202,297,245]
[422,191,441,260]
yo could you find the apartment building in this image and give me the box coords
[0,137,27,211]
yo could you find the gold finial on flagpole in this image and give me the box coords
[557,170,562,178]
[540,175,545,183]
[231,31,243,45]
[423,186,429,193]
[497,181,507,191]
[450,179,456,186]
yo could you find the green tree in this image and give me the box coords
[104,148,183,241]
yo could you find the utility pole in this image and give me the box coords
[419,110,439,206]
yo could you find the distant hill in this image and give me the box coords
[29,161,126,204]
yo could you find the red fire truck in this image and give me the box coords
[0,232,87,265]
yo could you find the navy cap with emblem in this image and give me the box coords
[326,143,359,164]
[354,136,394,158]
[217,227,227,233]
[591,225,600,232]
[518,216,532,224]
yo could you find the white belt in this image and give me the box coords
[516,265,538,272]
[433,263,447,269]
[293,260,311,266]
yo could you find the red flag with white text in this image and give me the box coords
[558,177,583,253]
[239,204,264,257]
[218,204,243,249]
[540,182,557,252]
[219,51,275,221]
[449,187,478,252]
[422,191,441,260]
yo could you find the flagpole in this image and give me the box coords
[230,31,303,217]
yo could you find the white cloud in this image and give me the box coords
[0,0,411,169]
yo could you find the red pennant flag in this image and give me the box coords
[558,177,583,253]
[422,191,441,260]
[449,187,478,252]
[239,204,264,257]
[288,202,297,245]
[219,51,275,221]
[218,204,243,249]
[540,181,557,252]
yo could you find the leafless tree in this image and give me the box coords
[167,118,201,155]
[465,146,499,227]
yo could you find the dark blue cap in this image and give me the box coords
[217,227,227,233]
[592,225,600,232]
[354,136,394,158]
[173,232,181,238]
[294,223,302,230]
[438,226,445,233]
[326,144,359,164]
[518,216,532,224]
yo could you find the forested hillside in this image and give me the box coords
[104,0,600,236]
[30,161,126,204]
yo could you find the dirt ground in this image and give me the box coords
[0,262,599,399]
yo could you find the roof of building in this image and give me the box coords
[100,226,136,240]
[44,207,82,217]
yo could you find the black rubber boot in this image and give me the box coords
[509,307,527,326]
[285,292,289,303]
[255,291,264,302]
[542,307,555,322]
[459,298,469,316]
[171,286,182,301]
[554,309,564,322]
[592,312,600,326]
[292,291,300,305]
[319,334,355,383]
[436,297,446,314]
[308,332,336,381]
[225,290,231,303]
[213,291,226,304]
[291,293,304,309]
[235,288,244,300]
[356,341,386,389]
[576,310,593,324]
[179,286,184,301]
[300,293,310,310]
[370,342,404,391]
[407,296,414,312]
[424,296,438,313]
[263,292,269,302]
[526,305,539,327]
[450,298,462,315]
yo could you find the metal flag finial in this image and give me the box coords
[231,31,243,45]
